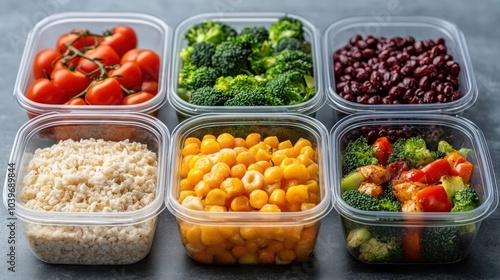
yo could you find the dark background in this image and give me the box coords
[1,0,499,279]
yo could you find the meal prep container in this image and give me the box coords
[324,16,478,116]
[3,112,170,265]
[330,113,498,264]
[168,13,325,119]
[166,113,332,264]
[14,12,171,118]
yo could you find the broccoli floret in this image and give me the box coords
[421,226,460,262]
[266,50,313,77]
[189,42,216,67]
[342,190,400,212]
[180,46,193,62]
[224,87,281,106]
[381,181,398,202]
[211,41,251,77]
[437,140,456,154]
[440,176,468,200]
[387,137,434,169]
[269,16,305,47]
[239,26,269,43]
[346,227,371,249]
[378,198,401,212]
[341,136,379,175]
[266,70,314,105]
[213,74,265,97]
[185,20,236,46]
[179,65,219,91]
[189,86,228,106]
[229,32,273,75]
[451,188,480,212]
[347,226,404,263]
[275,37,305,53]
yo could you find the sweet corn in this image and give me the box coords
[263,136,279,149]
[200,138,220,155]
[220,177,245,199]
[178,190,197,203]
[202,172,225,189]
[278,139,293,150]
[201,226,225,246]
[182,142,200,157]
[263,166,284,184]
[182,195,204,210]
[184,137,202,147]
[193,156,213,173]
[249,189,268,209]
[236,151,256,167]
[194,180,211,198]
[283,163,310,183]
[187,167,205,186]
[245,133,261,148]
[217,133,236,149]
[230,195,252,211]
[230,163,247,179]
[269,189,286,210]
[180,178,194,191]
[211,162,231,178]
[205,189,227,206]
[259,204,281,212]
[241,170,265,195]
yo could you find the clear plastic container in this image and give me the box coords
[168,13,325,119]
[166,113,332,264]
[324,16,478,116]
[3,112,170,265]
[330,113,498,264]
[14,12,171,118]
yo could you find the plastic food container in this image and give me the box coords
[14,12,171,118]
[324,16,478,116]
[3,112,169,265]
[168,13,325,119]
[330,113,498,264]
[166,113,332,264]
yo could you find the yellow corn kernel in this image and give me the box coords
[200,138,221,155]
[245,240,259,253]
[305,180,319,194]
[255,160,272,171]
[205,189,227,206]
[185,225,202,246]
[202,134,216,141]
[300,202,317,211]
[194,180,211,198]
[263,166,284,184]
[267,240,284,253]
[211,162,231,178]
[240,227,259,240]
[249,189,269,209]
[245,133,261,148]
[184,136,202,147]
[201,226,225,246]
[191,251,213,264]
[181,155,193,178]
[297,154,314,166]
[258,249,276,264]
[193,156,213,174]
[271,150,287,166]
[309,192,321,204]
[218,226,239,239]
[230,163,247,179]
[181,195,204,211]
[236,151,257,167]
[280,157,298,168]
[263,136,280,149]
[259,204,281,212]
[283,236,300,249]
[230,195,252,211]
[217,133,235,149]
[262,182,281,195]
[307,163,319,181]
[220,177,245,199]
[202,172,225,189]
[300,146,316,161]
[233,146,248,155]
[283,163,310,183]
[187,167,204,186]
[205,205,227,212]
[214,250,237,264]
[293,138,312,154]
[238,253,258,265]
[182,142,200,157]
[284,147,299,158]
[228,234,245,246]
[231,245,247,258]
[286,202,302,212]
[216,149,237,167]
[178,191,197,203]
[281,179,300,192]
[247,163,264,173]
[241,170,265,195]
[278,249,297,262]
[206,244,226,256]
[188,154,203,169]
[269,189,286,210]
[278,139,293,150]
[234,137,247,148]
[248,141,268,154]
[180,178,194,191]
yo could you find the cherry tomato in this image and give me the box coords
[56,29,103,53]
[416,185,453,212]
[121,49,160,81]
[52,55,80,72]
[386,161,409,180]
[400,169,427,183]
[444,151,473,184]
[85,78,123,105]
[65,97,87,105]
[108,61,143,91]
[122,92,155,105]
[33,49,61,79]
[50,68,92,99]
[372,136,393,166]
[141,79,158,95]
[100,25,137,58]
[402,227,422,261]
[26,78,67,104]
[420,158,456,184]
[77,45,120,79]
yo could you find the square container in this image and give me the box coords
[166,113,332,264]
[168,13,325,119]
[14,12,171,117]
[330,113,498,264]
[324,16,478,116]
[3,112,170,264]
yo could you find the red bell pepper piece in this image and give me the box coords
[416,185,453,212]
[444,151,473,184]
[372,136,393,166]
[420,158,456,184]
[400,169,427,183]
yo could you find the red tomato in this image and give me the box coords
[372,136,393,166]
[121,49,160,81]
[402,227,422,261]
[386,161,409,180]
[417,185,453,212]
[50,68,92,99]
[33,49,61,79]
[85,78,123,105]
[141,79,159,95]
[108,61,143,91]
[100,25,137,57]
[122,92,155,105]
[26,78,67,104]
[444,151,473,184]
[56,29,103,53]
[52,55,80,72]
[420,159,456,184]
[400,169,427,183]
[65,97,87,105]
[77,45,120,79]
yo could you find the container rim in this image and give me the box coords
[167,12,326,118]
[3,112,170,226]
[330,113,498,227]
[13,11,172,116]
[323,15,478,115]
[165,113,333,226]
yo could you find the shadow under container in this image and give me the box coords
[3,112,170,265]
[168,13,325,119]
[13,12,171,118]
[166,113,332,264]
[330,113,498,264]
[324,16,478,117]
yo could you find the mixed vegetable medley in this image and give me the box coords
[340,134,479,263]
[178,16,316,106]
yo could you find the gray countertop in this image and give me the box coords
[1,0,500,279]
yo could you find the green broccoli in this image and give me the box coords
[266,70,314,105]
[189,42,216,67]
[239,26,269,43]
[224,87,282,106]
[211,41,251,77]
[213,74,265,97]
[437,140,472,159]
[421,226,460,262]
[275,37,306,53]
[378,198,401,212]
[387,137,435,169]
[179,65,219,91]
[269,16,305,47]
[347,226,404,263]
[185,20,236,46]
[189,86,228,106]
[342,190,401,212]
[229,32,273,75]
[341,136,379,175]
[265,50,313,77]
[451,188,480,212]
